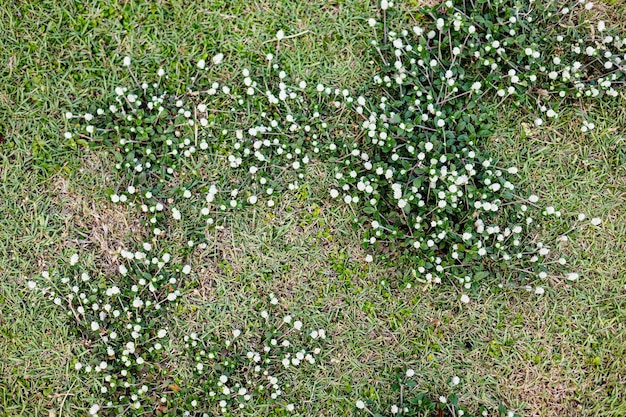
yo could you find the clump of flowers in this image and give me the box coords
[175,294,327,415]
[330,0,624,296]
[31,249,189,413]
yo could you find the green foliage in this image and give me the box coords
[26,0,624,415]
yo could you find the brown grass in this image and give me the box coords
[52,152,145,272]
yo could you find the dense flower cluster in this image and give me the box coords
[177,295,327,415]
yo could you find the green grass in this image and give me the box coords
[1,1,625,416]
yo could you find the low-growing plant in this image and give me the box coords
[27,0,624,415]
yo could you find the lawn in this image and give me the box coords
[1,1,625,416]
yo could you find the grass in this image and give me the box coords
[1,0,625,416]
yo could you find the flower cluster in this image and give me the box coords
[31,249,190,413]
[175,295,327,415]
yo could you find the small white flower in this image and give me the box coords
[182,264,191,275]
[157,329,167,338]
[365,254,373,263]
[452,376,460,385]
[70,253,79,266]
[380,0,389,10]
[88,404,100,415]
[406,369,415,377]
[276,30,285,41]
[212,53,224,65]
[197,59,206,69]
[294,320,303,330]
[535,286,545,295]
[123,56,131,67]
[567,273,579,281]
[460,294,470,303]
[27,280,37,290]
[591,217,602,226]
[356,400,366,409]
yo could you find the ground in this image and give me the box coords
[0,1,625,416]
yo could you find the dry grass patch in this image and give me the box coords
[51,152,145,272]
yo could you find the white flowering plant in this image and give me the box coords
[175,295,327,415]
[38,0,625,415]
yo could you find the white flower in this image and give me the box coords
[365,254,373,263]
[276,30,285,41]
[406,369,415,377]
[380,0,389,10]
[197,59,206,69]
[567,273,579,281]
[91,321,100,331]
[591,217,602,226]
[157,329,167,338]
[119,264,128,275]
[27,280,37,290]
[460,294,470,303]
[452,376,460,385]
[212,53,224,65]
[123,56,131,67]
[535,287,545,295]
[286,404,295,412]
[294,320,303,330]
[356,400,365,409]
[70,253,79,266]
[88,404,100,415]
[182,264,192,275]
[368,18,376,27]
[597,21,605,32]
[439,396,447,403]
